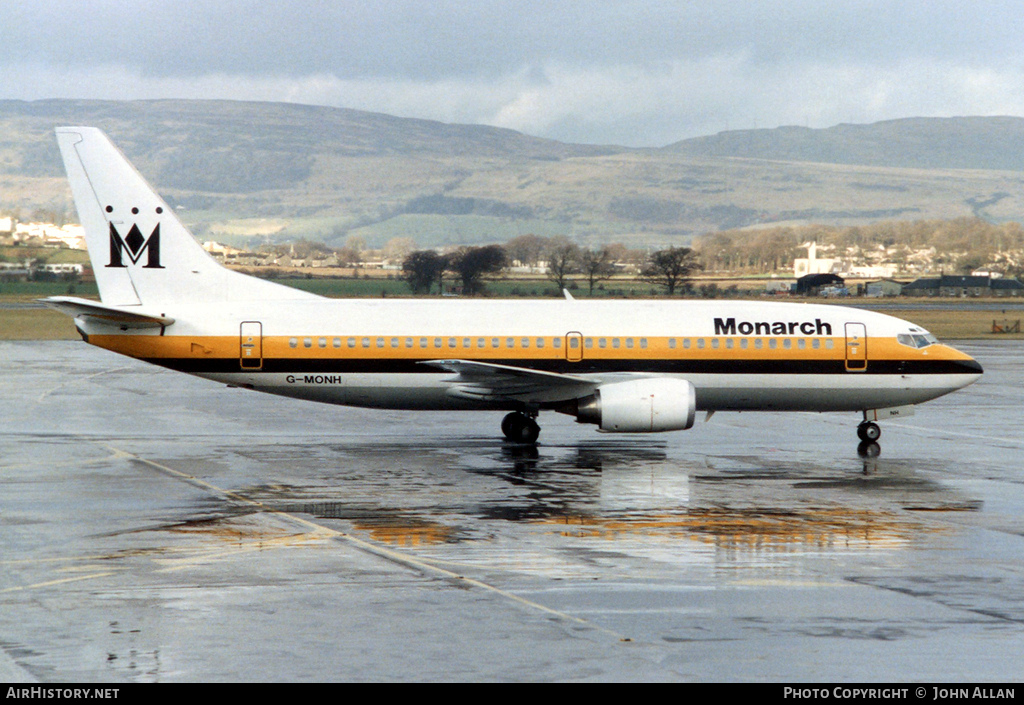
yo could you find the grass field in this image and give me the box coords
[869,308,1024,340]
[0,308,80,340]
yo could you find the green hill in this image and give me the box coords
[665,116,1024,171]
[2,100,1024,249]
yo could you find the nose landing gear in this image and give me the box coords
[501,411,541,444]
[856,415,882,458]
[857,421,881,442]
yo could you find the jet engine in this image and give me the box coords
[570,378,696,432]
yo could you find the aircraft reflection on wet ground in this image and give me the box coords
[159,435,975,559]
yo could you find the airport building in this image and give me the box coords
[901,274,1024,297]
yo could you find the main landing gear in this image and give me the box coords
[502,411,541,444]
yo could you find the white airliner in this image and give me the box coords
[44,127,982,446]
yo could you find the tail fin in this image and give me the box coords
[55,127,318,306]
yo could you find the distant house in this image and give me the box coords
[865,279,906,297]
[901,275,1024,297]
[992,278,1024,297]
[795,273,844,296]
[0,262,30,281]
[793,242,841,277]
[765,279,796,294]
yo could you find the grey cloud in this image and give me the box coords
[3,1,1024,146]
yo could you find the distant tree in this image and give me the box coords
[640,246,701,295]
[402,250,448,295]
[504,234,550,268]
[448,245,507,295]
[544,239,581,292]
[579,246,617,295]
[290,238,332,259]
[335,246,362,267]
[344,235,366,261]
[382,237,416,264]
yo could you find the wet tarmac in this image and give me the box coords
[2,339,1023,682]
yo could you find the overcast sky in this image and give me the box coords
[4,1,1024,147]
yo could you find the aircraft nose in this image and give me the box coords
[958,358,984,374]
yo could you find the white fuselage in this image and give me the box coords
[78,297,983,414]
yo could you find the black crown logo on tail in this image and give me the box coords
[107,223,164,268]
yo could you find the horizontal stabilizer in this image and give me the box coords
[40,296,174,329]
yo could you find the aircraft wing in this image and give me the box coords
[41,296,174,329]
[419,359,599,403]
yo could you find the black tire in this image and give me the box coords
[501,412,517,438]
[502,413,540,444]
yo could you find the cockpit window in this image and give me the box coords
[897,333,939,349]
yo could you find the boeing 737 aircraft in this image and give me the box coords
[44,127,982,447]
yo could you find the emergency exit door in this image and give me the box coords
[240,321,263,369]
[565,332,584,362]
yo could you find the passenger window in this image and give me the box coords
[478,338,486,348]
[405,338,413,348]
[434,338,442,348]
[711,338,719,349]
[783,339,791,349]
[769,339,777,349]
[536,338,544,348]
[463,338,471,348]
[697,339,705,349]
[448,338,456,348]
[521,337,530,348]
[812,339,820,349]
[289,338,298,348]
[640,338,647,349]
[754,338,763,349]
[333,338,341,348]
[612,338,620,349]
[391,338,399,348]
[420,338,428,348]
[585,338,593,348]
[506,337,515,348]
[319,337,327,348]
[347,337,356,348]
[798,339,806,350]
[376,337,385,348]
[492,338,500,348]
[683,339,691,349]
[725,338,733,349]
[825,339,834,349]
[669,338,677,349]
[304,338,312,348]
[740,338,748,349]
[599,338,607,348]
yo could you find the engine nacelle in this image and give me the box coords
[573,378,696,433]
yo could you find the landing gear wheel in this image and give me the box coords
[502,412,541,444]
[857,421,881,442]
[501,412,516,438]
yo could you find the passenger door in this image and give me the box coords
[240,321,263,369]
[844,322,867,371]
